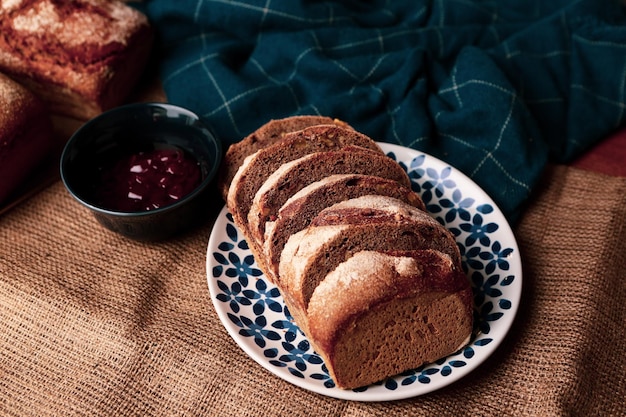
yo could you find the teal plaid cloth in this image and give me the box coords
[137,0,626,222]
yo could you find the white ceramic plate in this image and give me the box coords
[206,143,522,401]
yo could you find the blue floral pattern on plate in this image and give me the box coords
[206,143,522,402]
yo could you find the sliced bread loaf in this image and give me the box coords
[218,116,473,390]
[306,250,473,389]
[247,149,412,249]
[217,115,352,199]
[278,196,461,314]
[263,174,426,279]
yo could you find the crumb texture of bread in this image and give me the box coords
[217,116,353,200]
[247,148,411,248]
[308,251,472,389]
[278,197,461,313]
[220,115,473,390]
[226,124,382,239]
[263,174,426,277]
[0,0,154,120]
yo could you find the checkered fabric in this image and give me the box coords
[137,0,626,222]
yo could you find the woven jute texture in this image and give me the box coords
[0,164,624,416]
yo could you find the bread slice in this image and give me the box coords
[263,174,426,279]
[247,149,412,250]
[306,250,473,389]
[217,115,352,200]
[226,125,382,238]
[279,196,461,316]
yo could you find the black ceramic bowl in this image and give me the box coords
[60,103,222,241]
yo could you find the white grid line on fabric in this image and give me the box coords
[437,130,483,150]
[193,0,204,23]
[204,0,350,25]
[249,57,282,84]
[246,66,302,109]
[481,152,532,190]
[438,75,532,191]
[504,49,571,59]
[436,0,445,26]
[386,103,403,145]
[435,120,531,191]
[324,26,445,53]
[451,66,463,108]
[574,33,626,50]
[489,25,501,44]
[434,26,444,58]
[201,32,243,137]
[202,84,282,118]
[571,84,626,111]
[257,0,272,44]
[162,53,219,85]
[376,28,385,53]
[471,92,517,177]
[439,79,516,97]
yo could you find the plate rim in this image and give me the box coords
[206,142,522,401]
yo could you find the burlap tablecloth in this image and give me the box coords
[0,163,624,416]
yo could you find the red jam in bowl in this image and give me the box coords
[96,147,202,212]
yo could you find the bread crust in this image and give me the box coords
[218,116,352,199]
[0,0,154,120]
[247,148,411,249]
[263,174,426,278]
[0,73,54,203]
[227,125,382,241]
[307,250,472,389]
[279,196,461,313]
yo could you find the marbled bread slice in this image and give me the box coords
[247,149,412,249]
[217,115,352,200]
[263,174,426,280]
[306,250,473,389]
[226,125,382,239]
[278,195,461,313]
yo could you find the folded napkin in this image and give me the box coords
[137,0,626,222]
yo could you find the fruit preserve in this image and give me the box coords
[96,147,202,212]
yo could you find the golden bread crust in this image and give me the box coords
[0,0,154,120]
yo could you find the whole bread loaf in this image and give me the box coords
[0,0,153,121]
[220,116,473,390]
[0,73,54,204]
